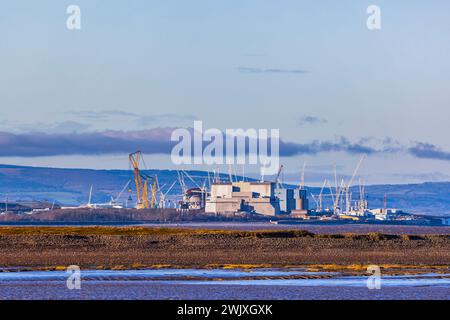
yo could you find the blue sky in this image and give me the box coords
[1,1,450,184]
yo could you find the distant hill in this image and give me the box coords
[0,164,449,215]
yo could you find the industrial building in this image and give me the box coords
[205,181,309,216]
[183,187,207,210]
[205,181,281,216]
[275,187,309,215]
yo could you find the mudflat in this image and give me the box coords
[0,227,448,271]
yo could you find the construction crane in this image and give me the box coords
[318,179,327,211]
[228,164,234,183]
[275,165,284,189]
[383,193,388,214]
[149,175,159,208]
[332,155,366,214]
[343,155,366,214]
[130,151,146,209]
[110,180,131,207]
[300,161,306,190]
[333,179,345,214]
[310,179,327,212]
[129,151,158,209]
[159,181,177,208]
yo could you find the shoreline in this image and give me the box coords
[1,263,449,277]
[0,222,449,234]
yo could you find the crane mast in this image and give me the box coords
[129,150,157,209]
[130,151,146,209]
[275,165,284,189]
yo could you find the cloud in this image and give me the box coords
[1,120,91,134]
[278,137,380,157]
[237,67,308,74]
[43,121,91,134]
[408,142,450,161]
[69,110,138,119]
[0,128,449,163]
[298,116,327,126]
[392,172,450,182]
[137,114,199,126]
[69,110,198,126]
[0,128,175,157]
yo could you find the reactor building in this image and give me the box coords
[205,181,308,216]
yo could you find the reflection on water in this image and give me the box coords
[0,268,449,300]
[185,275,450,287]
[0,268,328,281]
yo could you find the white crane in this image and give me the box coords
[344,155,366,213]
[333,179,346,214]
[159,181,177,208]
[228,164,234,182]
[300,161,306,190]
[318,179,327,211]
[275,165,284,189]
[334,155,365,214]
[110,180,132,207]
[310,179,327,212]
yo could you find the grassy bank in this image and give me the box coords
[0,226,448,240]
[0,226,448,271]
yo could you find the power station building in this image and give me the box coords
[205,181,308,216]
[205,181,280,216]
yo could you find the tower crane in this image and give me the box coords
[343,155,366,214]
[300,161,306,190]
[275,165,284,189]
[129,151,158,209]
[318,179,327,212]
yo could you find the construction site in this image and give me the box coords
[123,152,417,222]
[1,151,448,226]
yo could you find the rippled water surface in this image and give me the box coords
[0,268,448,300]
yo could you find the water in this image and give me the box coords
[0,269,448,300]
[0,268,327,281]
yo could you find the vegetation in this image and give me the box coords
[0,226,447,241]
[0,226,448,270]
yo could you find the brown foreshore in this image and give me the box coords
[0,226,449,274]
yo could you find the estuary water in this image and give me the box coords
[0,268,448,300]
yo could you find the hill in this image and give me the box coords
[0,164,449,215]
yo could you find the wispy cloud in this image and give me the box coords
[408,142,450,161]
[69,110,198,126]
[392,172,450,182]
[237,67,308,74]
[1,120,92,134]
[298,115,327,126]
[137,114,199,126]
[41,121,91,134]
[69,110,137,119]
[279,137,383,157]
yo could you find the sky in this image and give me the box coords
[1,0,450,185]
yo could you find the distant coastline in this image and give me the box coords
[1,164,450,216]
